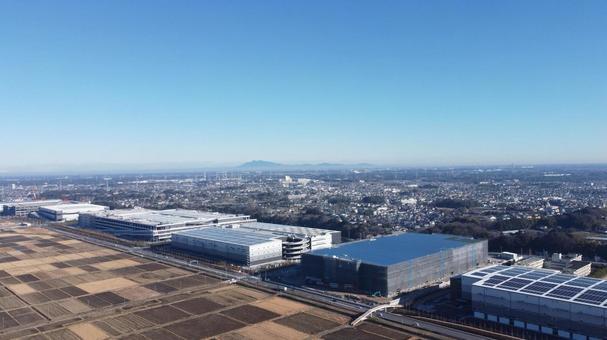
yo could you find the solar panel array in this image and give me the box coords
[468,265,607,307]
[519,270,552,280]
[542,274,573,284]
[546,285,583,299]
[593,281,607,291]
[498,278,533,290]
[521,281,557,295]
[468,265,505,278]
[575,289,607,305]
[568,277,601,288]
[483,275,510,287]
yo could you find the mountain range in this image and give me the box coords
[238,160,374,170]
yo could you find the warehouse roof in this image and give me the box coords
[85,208,249,226]
[239,222,339,237]
[2,200,63,207]
[174,228,281,247]
[307,233,481,266]
[40,203,108,214]
[464,265,607,308]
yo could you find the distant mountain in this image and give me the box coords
[238,160,284,169]
[238,160,374,170]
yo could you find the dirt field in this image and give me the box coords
[274,312,341,334]
[0,227,421,340]
[222,321,310,340]
[220,304,280,324]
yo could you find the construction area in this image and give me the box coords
[0,227,430,340]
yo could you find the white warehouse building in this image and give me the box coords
[170,222,342,265]
[39,203,109,221]
[462,265,607,339]
[172,228,283,266]
[2,200,63,217]
[78,208,253,242]
[235,222,341,260]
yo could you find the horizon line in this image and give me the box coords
[1,161,606,177]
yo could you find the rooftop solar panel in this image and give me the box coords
[567,277,601,288]
[521,281,557,295]
[574,289,607,305]
[469,266,607,308]
[591,282,607,291]
[483,275,510,287]
[482,266,505,273]
[498,278,533,291]
[519,271,552,280]
[542,274,573,284]
[546,285,583,299]
[468,272,486,277]
[500,267,531,277]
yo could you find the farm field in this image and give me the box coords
[0,227,421,339]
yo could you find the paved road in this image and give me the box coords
[47,226,498,340]
[379,312,496,340]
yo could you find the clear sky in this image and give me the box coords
[1,1,606,171]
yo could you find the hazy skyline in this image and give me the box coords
[1,1,606,171]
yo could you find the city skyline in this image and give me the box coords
[1,1,606,170]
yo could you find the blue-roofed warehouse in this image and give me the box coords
[301,233,488,296]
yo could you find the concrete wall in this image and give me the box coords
[309,233,334,250]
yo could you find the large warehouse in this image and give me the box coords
[236,222,341,260]
[462,265,607,339]
[78,208,253,242]
[172,228,283,266]
[302,233,487,296]
[39,203,109,221]
[2,199,63,217]
[171,223,341,265]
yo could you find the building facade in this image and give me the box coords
[172,228,283,266]
[302,233,488,296]
[2,200,63,217]
[39,203,109,221]
[462,265,607,339]
[235,222,341,260]
[170,222,342,265]
[78,208,253,242]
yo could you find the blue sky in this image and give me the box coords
[1,1,605,170]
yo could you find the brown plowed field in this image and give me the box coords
[0,227,422,340]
